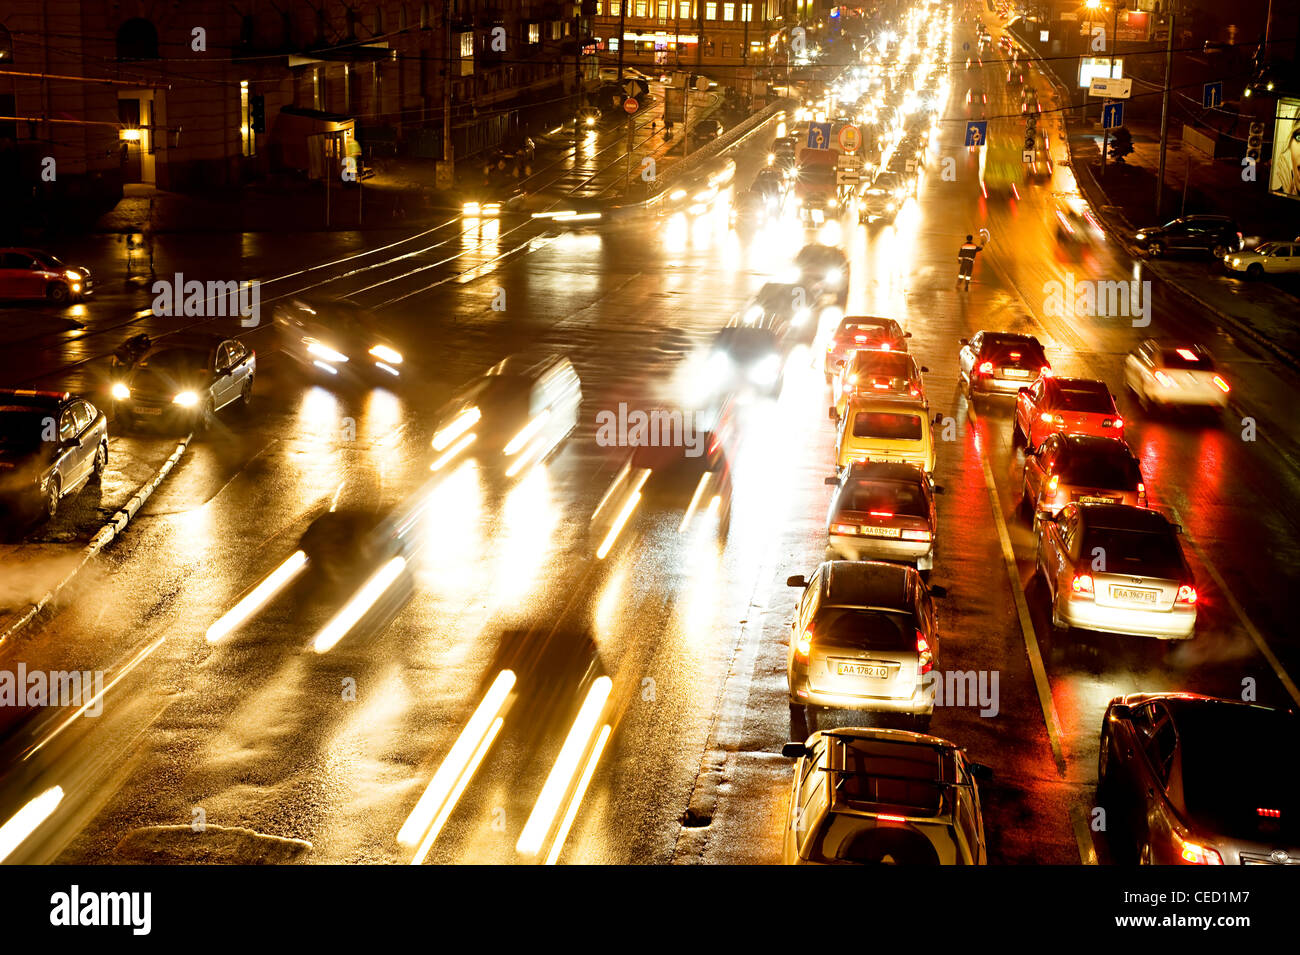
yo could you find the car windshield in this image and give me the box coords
[852,411,923,440]
[1159,348,1215,371]
[714,327,777,360]
[1053,384,1113,413]
[840,481,928,518]
[1177,706,1300,842]
[1060,450,1140,488]
[0,409,47,452]
[1083,527,1184,578]
[30,252,64,269]
[815,607,915,651]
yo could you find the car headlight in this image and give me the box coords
[1135,232,1147,240]
[828,198,838,208]
[65,270,82,282]
[1231,257,1241,267]
[173,391,199,407]
[750,355,781,386]
[708,351,732,379]
[111,382,130,400]
[744,305,764,324]
[826,267,843,285]
[369,344,403,364]
[307,342,349,363]
[792,308,811,327]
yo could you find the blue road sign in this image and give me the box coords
[965,121,988,147]
[1102,102,1124,129]
[807,122,832,150]
[1203,81,1223,109]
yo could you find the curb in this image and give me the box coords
[0,434,192,650]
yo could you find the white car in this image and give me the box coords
[1223,241,1300,278]
[1123,340,1230,411]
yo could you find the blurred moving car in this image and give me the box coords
[0,248,92,303]
[825,462,940,570]
[1052,194,1103,250]
[1021,434,1146,524]
[745,281,831,346]
[781,727,990,865]
[690,118,723,145]
[273,296,405,383]
[0,389,107,522]
[1123,341,1230,412]
[836,396,939,475]
[1035,503,1197,640]
[1223,240,1300,278]
[958,331,1050,396]
[430,354,582,475]
[1013,376,1123,453]
[1132,215,1243,259]
[824,315,912,382]
[623,430,733,538]
[785,560,948,725]
[112,333,255,432]
[698,325,786,400]
[794,244,849,306]
[730,190,770,233]
[831,350,927,419]
[1098,693,1300,865]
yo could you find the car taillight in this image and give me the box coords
[1071,573,1094,595]
[1257,807,1281,818]
[1154,371,1174,387]
[915,629,932,674]
[1103,416,1123,429]
[1212,375,1230,393]
[1176,834,1222,865]
[868,511,894,518]
[1177,584,1198,604]
[796,625,813,659]
[831,522,860,535]
[1040,412,1063,425]
[855,335,867,343]
[1009,352,1020,360]
[979,361,994,374]
[880,342,891,352]
[1040,365,1052,377]
[876,813,907,823]
[1047,474,1059,493]
[901,528,932,541]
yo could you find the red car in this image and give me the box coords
[823,315,912,382]
[0,248,92,303]
[1013,376,1123,453]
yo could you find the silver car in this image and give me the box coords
[780,727,991,865]
[786,560,946,722]
[824,462,941,571]
[1035,503,1197,640]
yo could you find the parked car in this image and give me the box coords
[0,389,107,522]
[112,333,255,432]
[1223,240,1300,278]
[0,249,92,304]
[1132,215,1243,258]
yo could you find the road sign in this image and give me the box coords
[965,121,988,147]
[1203,81,1223,109]
[1022,149,1035,163]
[623,97,639,114]
[1102,101,1124,129]
[837,124,861,153]
[837,166,861,186]
[807,122,832,150]
[1088,76,1132,98]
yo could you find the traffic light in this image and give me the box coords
[1246,122,1264,163]
[250,94,265,135]
[1025,133,1035,151]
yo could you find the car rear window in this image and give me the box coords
[839,322,895,341]
[1082,527,1184,578]
[1060,451,1139,489]
[1053,384,1113,413]
[851,353,912,377]
[0,410,47,451]
[816,607,915,651]
[852,412,923,440]
[982,339,1044,366]
[1177,707,1300,842]
[1159,348,1215,371]
[841,481,928,518]
[812,813,956,864]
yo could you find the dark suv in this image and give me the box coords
[1132,215,1243,259]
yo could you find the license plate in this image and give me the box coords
[837,662,890,679]
[868,456,900,464]
[1079,495,1118,504]
[1002,368,1030,378]
[134,406,162,416]
[1111,586,1157,604]
[862,525,902,538]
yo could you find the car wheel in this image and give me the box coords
[43,477,61,521]
[46,283,70,304]
[1246,262,1264,280]
[1011,417,1024,447]
[1146,241,1163,258]
[1211,243,1228,258]
[92,441,107,481]
[238,379,253,409]
[198,397,216,433]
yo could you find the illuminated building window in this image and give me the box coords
[723,3,734,21]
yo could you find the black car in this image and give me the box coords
[794,243,849,306]
[1132,215,1243,259]
[629,430,733,538]
[690,118,723,144]
[273,296,405,385]
[703,325,786,399]
[958,331,1051,396]
[1099,693,1300,865]
[0,389,108,522]
[112,333,256,432]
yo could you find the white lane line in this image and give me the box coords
[968,402,1068,774]
[1069,803,1099,866]
[1168,505,1300,708]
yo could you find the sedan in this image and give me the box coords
[1035,503,1197,640]
[0,248,92,303]
[0,390,108,522]
[1013,376,1123,453]
[698,325,786,399]
[785,559,947,725]
[824,315,912,381]
[1223,240,1300,278]
[781,727,990,865]
[273,296,405,384]
[958,331,1049,396]
[1132,215,1242,259]
[1124,340,1230,412]
[1099,694,1300,865]
[112,334,255,432]
[825,462,940,570]
[831,349,927,419]
[1021,434,1146,524]
[794,244,849,306]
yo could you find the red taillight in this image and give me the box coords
[1040,412,1062,425]
[855,335,868,343]
[1071,573,1094,595]
[830,522,860,535]
[880,342,891,352]
[868,510,894,518]
[1177,836,1222,865]
[1009,352,1020,360]
[901,528,932,541]
[796,625,813,660]
[1040,365,1052,377]
[1047,474,1059,493]
[915,629,932,674]
[1177,584,1198,604]
[1176,348,1198,362]
[1113,416,1123,428]
[1212,375,1230,394]
[1257,807,1281,818]
[979,361,994,374]
[877,814,907,823]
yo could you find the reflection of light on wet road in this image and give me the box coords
[206,550,309,643]
[493,466,560,604]
[417,462,484,594]
[0,786,64,862]
[312,556,407,653]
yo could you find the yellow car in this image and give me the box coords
[835,396,939,475]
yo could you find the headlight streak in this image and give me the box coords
[679,471,713,533]
[544,723,613,865]
[313,360,339,375]
[374,362,401,377]
[432,407,481,451]
[0,786,64,862]
[592,461,631,521]
[369,344,403,364]
[596,470,648,559]
[503,410,550,457]
[307,342,349,363]
[398,670,516,861]
[111,382,130,400]
[516,675,614,858]
[311,556,407,653]
[172,391,199,407]
[205,550,310,643]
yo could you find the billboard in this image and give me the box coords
[1270,97,1300,199]
[1078,57,1123,88]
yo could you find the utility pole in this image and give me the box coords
[441,4,453,183]
[1155,13,1175,218]
[617,0,627,83]
[1100,0,1122,175]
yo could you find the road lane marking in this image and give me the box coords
[1069,802,1099,866]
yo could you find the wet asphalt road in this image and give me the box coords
[1,18,1298,865]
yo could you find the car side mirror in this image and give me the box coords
[904,331,913,338]
[824,476,839,486]
[1109,703,1132,721]
[932,484,945,494]
[967,761,994,782]
[920,365,930,373]
[1018,386,1030,395]
[782,742,809,759]
[931,413,943,425]
[786,574,808,588]
[929,584,948,598]
[958,338,969,346]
